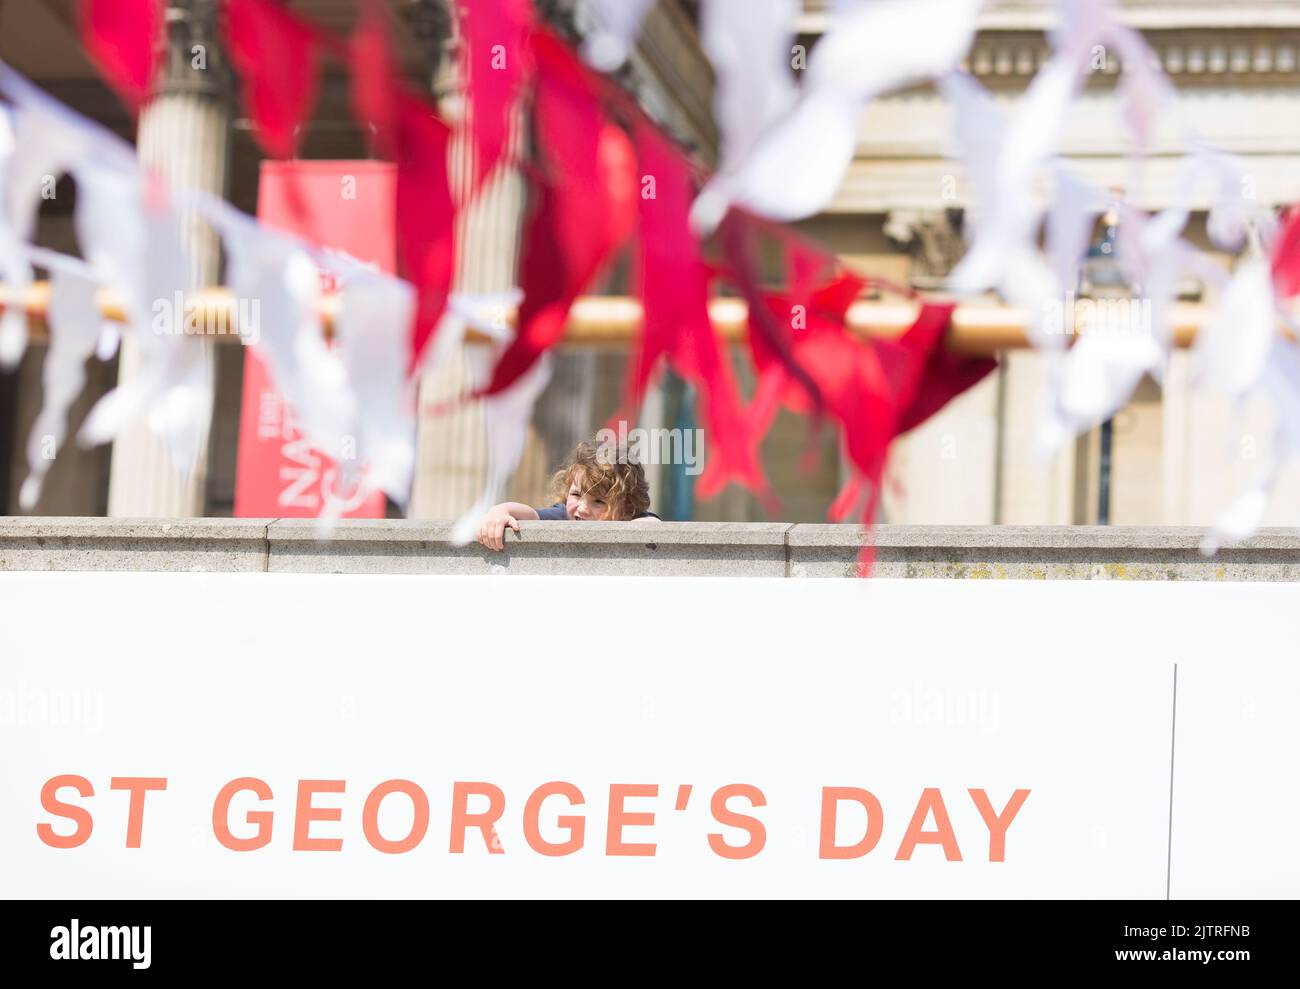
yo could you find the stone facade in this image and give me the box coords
[1,1,1297,530]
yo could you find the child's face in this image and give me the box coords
[566,472,610,521]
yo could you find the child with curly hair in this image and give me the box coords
[477,441,661,551]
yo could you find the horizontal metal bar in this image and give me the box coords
[0,280,1230,356]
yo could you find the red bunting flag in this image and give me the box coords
[455,0,534,192]
[350,0,455,368]
[1271,205,1300,301]
[627,122,771,502]
[223,0,322,159]
[78,0,163,114]
[393,95,456,368]
[717,212,827,423]
[481,32,636,397]
[736,228,995,572]
[350,0,399,144]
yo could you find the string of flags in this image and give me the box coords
[0,0,1297,571]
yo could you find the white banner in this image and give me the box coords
[1,573,1296,899]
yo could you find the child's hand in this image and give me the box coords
[478,507,521,552]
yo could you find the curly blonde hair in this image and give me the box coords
[548,442,651,521]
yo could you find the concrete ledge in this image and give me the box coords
[0,517,274,572]
[267,519,793,576]
[790,525,1300,579]
[1,518,1298,579]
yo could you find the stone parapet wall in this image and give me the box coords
[2,518,1298,579]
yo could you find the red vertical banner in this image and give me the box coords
[234,161,396,518]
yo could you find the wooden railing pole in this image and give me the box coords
[0,281,1227,356]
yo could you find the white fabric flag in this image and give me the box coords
[0,70,104,368]
[1194,260,1275,401]
[945,54,1090,310]
[1047,169,1105,303]
[18,249,104,510]
[580,0,658,71]
[449,351,553,548]
[0,104,18,366]
[1,59,207,470]
[431,290,552,547]
[74,165,207,473]
[329,256,419,508]
[201,199,352,469]
[1202,340,1300,553]
[1202,152,1260,254]
[700,0,798,176]
[692,0,983,231]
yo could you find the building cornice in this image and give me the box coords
[797,1,1300,34]
[962,28,1300,83]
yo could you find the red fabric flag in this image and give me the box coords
[744,276,994,572]
[481,32,636,397]
[725,213,996,539]
[894,318,998,435]
[349,0,455,368]
[223,0,322,159]
[455,0,534,191]
[394,96,456,368]
[717,211,825,419]
[350,0,399,145]
[855,302,996,572]
[78,0,163,114]
[627,122,771,502]
[1271,205,1300,300]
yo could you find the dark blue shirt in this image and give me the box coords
[534,502,661,521]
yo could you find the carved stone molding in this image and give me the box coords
[883,209,968,283]
[793,1,1300,85]
[963,29,1300,84]
[158,0,230,100]
[798,1,1300,34]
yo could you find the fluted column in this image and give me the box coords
[409,0,541,517]
[108,0,230,516]
[405,0,564,519]
[410,115,529,516]
[408,0,671,517]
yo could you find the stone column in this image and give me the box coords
[410,117,529,517]
[406,0,705,517]
[407,0,530,517]
[107,0,230,517]
[406,0,594,518]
